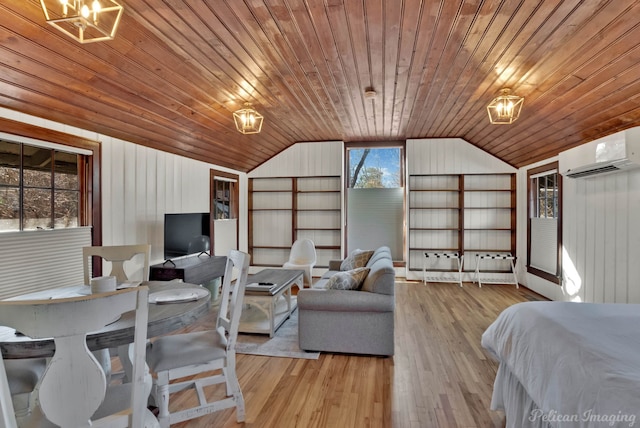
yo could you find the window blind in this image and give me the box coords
[0,227,92,299]
[347,188,403,259]
[530,218,557,275]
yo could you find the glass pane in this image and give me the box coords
[55,190,79,228]
[348,147,402,188]
[23,147,52,188]
[23,188,52,229]
[536,178,543,218]
[214,180,230,220]
[55,151,79,190]
[549,173,558,218]
[544,176,552,218]
[0,186,20,231]
[0,140,20,186]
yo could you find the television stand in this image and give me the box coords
[150,254,226,286]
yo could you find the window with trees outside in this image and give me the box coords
[348,147,402,188]
[527,162,562,283]
[0,139,86,231]
[346,146,404,260]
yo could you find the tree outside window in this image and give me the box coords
[348,147,402,188]
[0,140,81,231]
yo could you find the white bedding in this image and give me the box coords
[482,301,640,427]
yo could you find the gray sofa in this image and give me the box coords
[297,246,395,356]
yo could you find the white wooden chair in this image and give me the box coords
[0,287,158,428]
[283,238,316,287]
[145,250,250,428]
[83,244,151,383]
[83,244,151,285]
[2,359,46,421]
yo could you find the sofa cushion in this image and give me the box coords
[297,289,395,312]
[361,263,395,294]
[365,246,391,268]
[325,267,370,290]
[340,249,374,271]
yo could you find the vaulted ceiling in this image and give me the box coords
[2,0,640,172]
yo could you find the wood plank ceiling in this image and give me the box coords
[1,0,639,172]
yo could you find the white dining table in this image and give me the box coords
[0,281,211,360]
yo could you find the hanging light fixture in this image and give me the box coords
[487,88,524,124]
[233,103,264,134]
[39,0,124,44]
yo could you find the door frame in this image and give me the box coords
[210,169,239,255]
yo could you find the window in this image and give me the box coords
[345,145,405,260]
[527,162,562,283]
[533,172,558,218]
[347,147,403,188]
[0,139,86,231]
[213,179,234,220]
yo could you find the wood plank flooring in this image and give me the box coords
[158,280,545,428]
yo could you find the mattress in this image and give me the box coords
[482,301,640,427]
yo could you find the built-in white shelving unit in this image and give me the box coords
[249,176,341,268]
[408,173,516,283]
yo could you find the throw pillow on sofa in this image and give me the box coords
[340,249,374,271]
[325,267,370,290]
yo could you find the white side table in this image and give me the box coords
[423,252,463,287]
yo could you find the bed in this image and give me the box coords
[481,301,640,428]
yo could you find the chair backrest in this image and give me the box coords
[288,239,317,264]
[0,287,149,428]
[217,250,250,350]
[83,244,151,285]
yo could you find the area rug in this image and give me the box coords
[236,309,320,360]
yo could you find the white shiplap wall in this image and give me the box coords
[407,138,516,175]
[561,171,640,303]
[518,155,640,303]
[252,138,518,279]
[248,141,343,274]
[516,158,565,301]
[406,138,516,281]
[100,136,222,262]
[249,141,343,177]
[0,108,247,296]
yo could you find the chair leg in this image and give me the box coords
[234,388,245,422]
[224,356,245,422]
[227,370,245,422]
[152,378,171,428]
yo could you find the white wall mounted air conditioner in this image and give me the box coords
[559,127,640,178]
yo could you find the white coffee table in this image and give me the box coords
[239,269,304,337]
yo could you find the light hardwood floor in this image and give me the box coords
[158,280,545,428]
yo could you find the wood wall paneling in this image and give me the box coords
[3,2,640,172]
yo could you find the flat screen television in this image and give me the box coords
[163,212,211,260]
